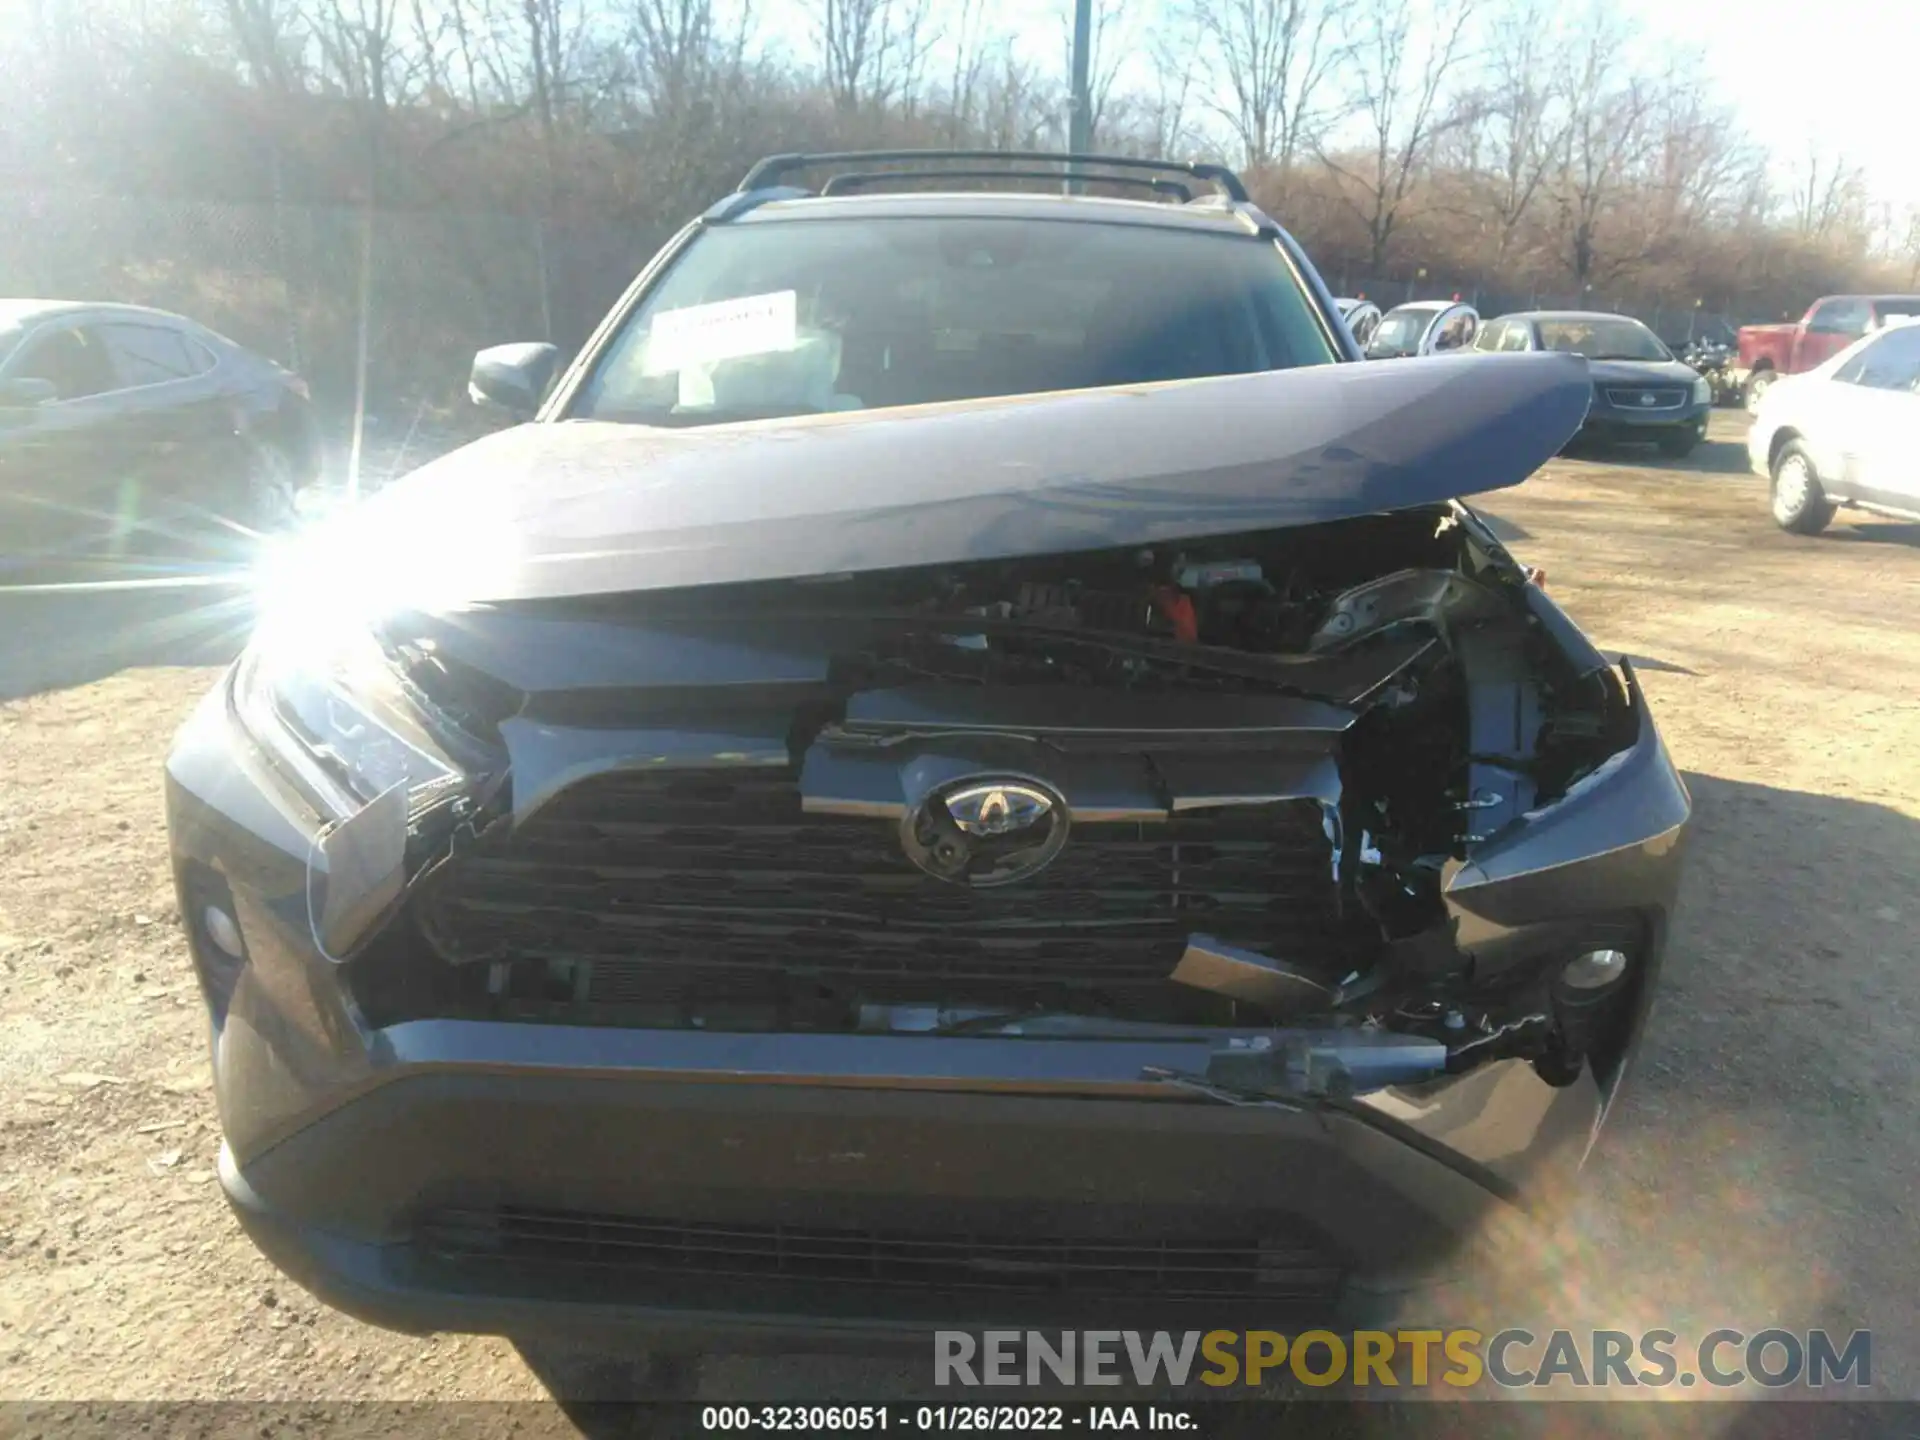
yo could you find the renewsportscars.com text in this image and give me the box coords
[934,1328,1871,1390]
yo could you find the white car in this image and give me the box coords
[1748,321,1920,533]
[1364,300,1479,359]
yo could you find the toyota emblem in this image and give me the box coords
[900,777,1070,887]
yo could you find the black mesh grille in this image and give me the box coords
[419,1206,1344,1303]
[1601,384,1688,410]
[419,768,1352,1017]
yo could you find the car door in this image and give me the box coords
[94,321,245,524]
[1836,325,1920,508]
[0,319,132,559]
[1428,306,1476,355]
[1799,299,1870,370]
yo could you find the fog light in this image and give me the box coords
[1562,948,1628,990]
[202,904,244,960]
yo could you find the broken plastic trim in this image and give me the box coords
[1170,934,1337,1016]
[306,782,409,962]
[1146,1030,1450,1103]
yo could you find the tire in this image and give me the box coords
[1657,429,1700,459]
[242,439,300,536]
[1744,368,1776,414]
[1770,440,1836,535]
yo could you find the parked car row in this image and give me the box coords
[0,300,319,571]
[1333,298,1711,457]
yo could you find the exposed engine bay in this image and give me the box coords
[352,503,1652,1102]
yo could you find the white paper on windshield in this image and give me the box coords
[643,290,798,375]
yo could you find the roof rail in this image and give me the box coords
[737,150,1250,204]
[818,167,1195,202]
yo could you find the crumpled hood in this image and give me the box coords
[319,352,1590,607]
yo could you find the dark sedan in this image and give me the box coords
[167,151,1688,1353]
[1475,310,1711,457]
[0,300,319,570]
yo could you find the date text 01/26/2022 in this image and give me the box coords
[700,1406,1196,1432]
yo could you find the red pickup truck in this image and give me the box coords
[1737,294,1920,412]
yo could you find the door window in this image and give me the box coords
[1434,310,1476,351]
[1834,327,1920,391]
[1499,322,1532,352]
[1472,321,1505,352]
[102,324,214,388]
[7,325,117,401]
[1808,299,1871,336]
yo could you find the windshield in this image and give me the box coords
[571,217,1339,426]
[1366,310,1430,356]
[1536,317,1670,362]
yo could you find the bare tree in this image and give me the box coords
[1641,63,1745,237]
[307,0,413,115]
[627,0,716,116]
[1473,0,1562,265]
[1194,0,1350,177]
[941,0,988,141]
[1142,9,1204,158]
[977,43,1062,151]
[1549,5,1649,286]
[223,0,308,91]
[1321,0,1478,273]
[814,0,933,115]
[1792,145,1868,242]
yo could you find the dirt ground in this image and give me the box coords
[3,409,1918,1415]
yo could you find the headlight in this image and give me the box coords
[233,622,470,821]
[1691,375,1710,404]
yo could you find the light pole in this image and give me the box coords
[1067,0,1093,192]
[1069,0,1093,155]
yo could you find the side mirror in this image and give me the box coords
[0,377,58,408]
[469,343,561,420]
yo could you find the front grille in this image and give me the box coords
[1601,384,1687,410]
[417,768,1354,1020]
[419,1206,1345,1303]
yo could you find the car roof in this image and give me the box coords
[730,190,1263,236]
[1383,300,1455,315]
[0,298,198,330]
[1494,310,1646,324]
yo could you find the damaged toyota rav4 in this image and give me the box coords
[167,152,1689,1346]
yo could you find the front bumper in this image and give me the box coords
[1579,396,1710,441]
[166,667,1686,1347]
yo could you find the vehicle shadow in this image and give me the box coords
[1468,509,1532,544]
[1826,518,1920,549]
[1559,436,1749,477]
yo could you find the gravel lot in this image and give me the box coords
[3,409,1918,1417]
